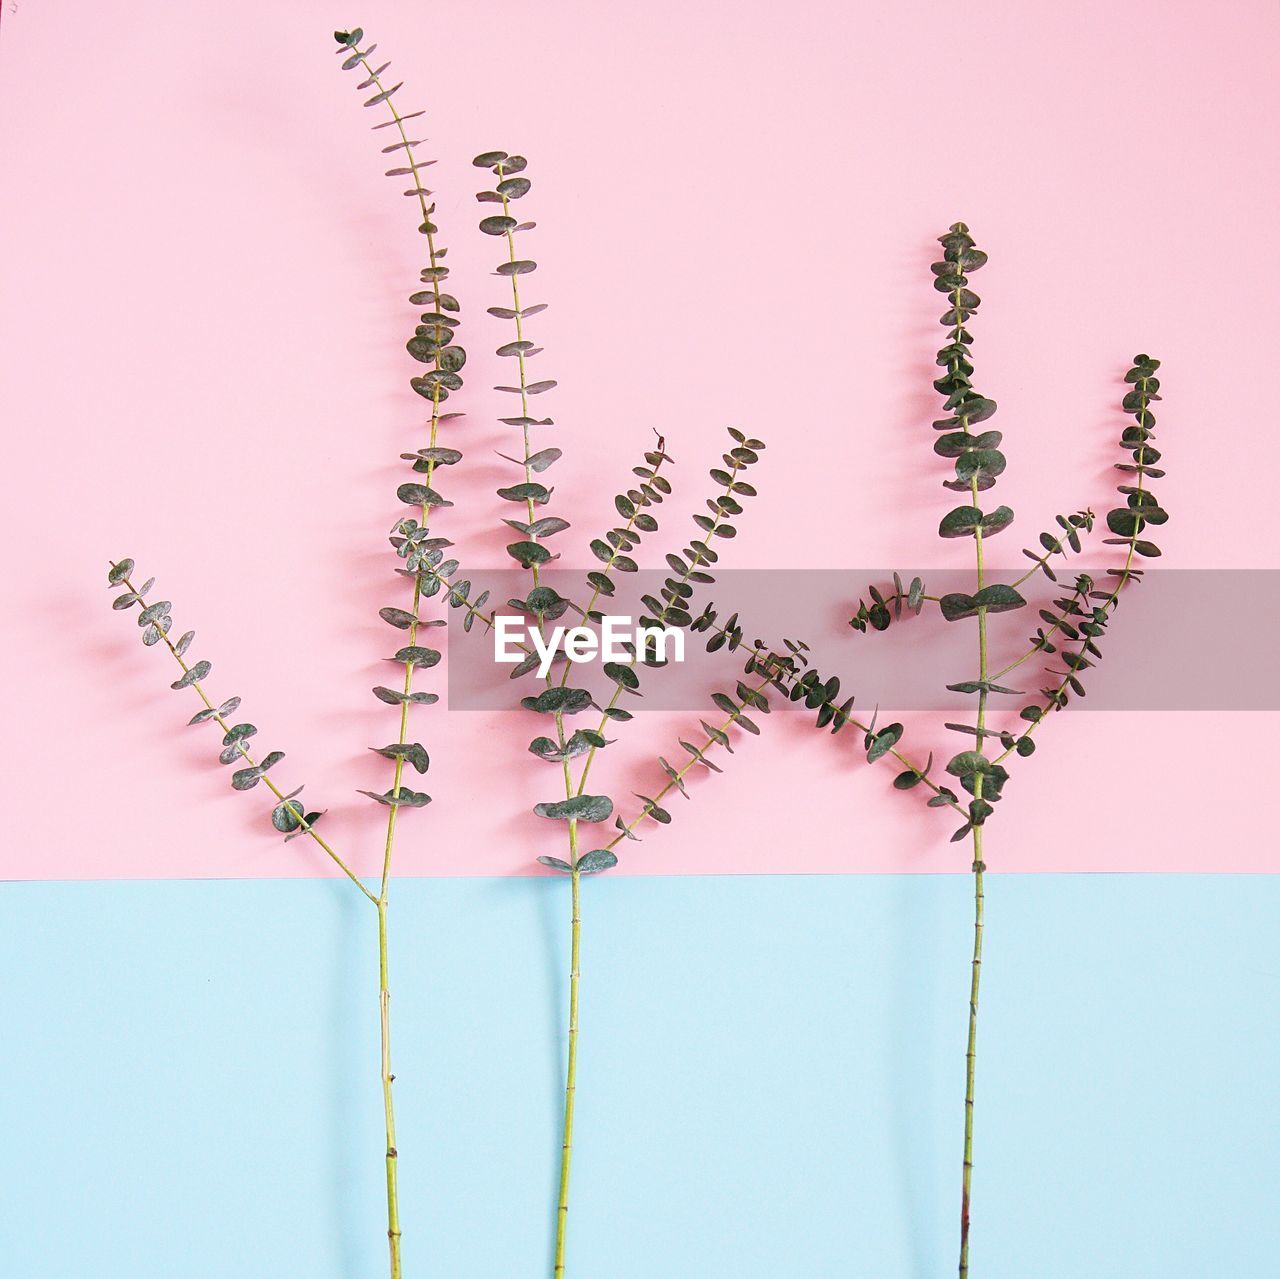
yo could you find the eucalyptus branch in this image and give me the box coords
[690,610,963,813]
[988,573,1094,686]
[1010,509,1095,587]
[105,560,374,901]
[526,428,764,1277]
[569,430,762,794]
[849,572,931,632]
[666,220,1167,1277]
[110,26,469,1273]
[988,355,1165,766]
[335,27,471,1278]
[569,437,674,637]
[924,227,1169,1275]
[598,647,796,850]
[469,147,609,1279]
[720,222,1163,1276]
[929,222,998,1279]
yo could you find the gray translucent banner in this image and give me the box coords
[443,569,1280,712]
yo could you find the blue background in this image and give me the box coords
[2,874,1276,1277]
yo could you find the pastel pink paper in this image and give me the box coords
[1,0,1275,879]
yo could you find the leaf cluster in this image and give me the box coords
[107,561,323,841]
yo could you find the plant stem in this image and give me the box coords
[958,356,990,1273]
[554,865,582,1278]
[485,161,586,1276]
[378,898,402,1279]
[959,826,984,1279]
[376,742,407,1279]
[351,52,457,1276]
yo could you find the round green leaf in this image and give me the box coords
[533,794,614,823]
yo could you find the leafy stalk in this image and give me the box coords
[335,26,470,1276]
[990,354,1166,765]
[683,225,1167,1274]
[552,860,581,1279]
[1010,509,1095,587]
[603,647,796,847]
[987,575,1093,688]
[849,572,930,632]
[472,149,600,1276]
[106,560,372,898]
[929,221,1001,1277]
[572,431,759,803]
[691,611,964,814]
[461,281,774,1275]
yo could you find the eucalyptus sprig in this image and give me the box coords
[849,572,928,632]
[912,228,1167,1275]
[105,559,369,892]
[413,415,776,1275]
[110,29,467,1279]
[386,171,777,1265]
[333,25,477,1275]
[927,223,1168,1271]
[602,642,801,849]
[697,223,1168,1274]
[464,149,781,1270]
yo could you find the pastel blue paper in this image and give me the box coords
[1,874,1276,1277]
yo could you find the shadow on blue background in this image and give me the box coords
[2,875,1276,1277]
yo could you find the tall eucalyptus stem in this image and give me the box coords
[335,27,470,1275]
[683,221,1166,1273]
[960,340,988,1279]
[554,868,582,1279]
[472,147,592,1274]
[960,842,984,1278]
[929,222,1005,1276]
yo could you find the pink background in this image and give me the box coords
[2,0,1275,879]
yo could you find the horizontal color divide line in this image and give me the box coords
[6,869,1280,885]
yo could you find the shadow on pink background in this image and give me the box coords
[1,0,1275,879]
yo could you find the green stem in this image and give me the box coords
[553,867,582,1278]
[959,826,984,1279]
[351,51,457,1277]
[378,899,402,1279]
[955,253,990,1269]
[482,163,586,1276]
